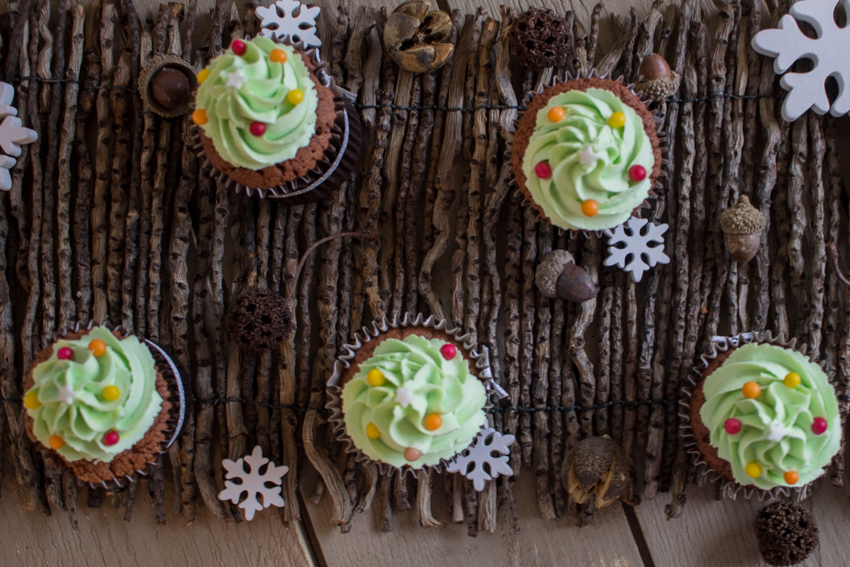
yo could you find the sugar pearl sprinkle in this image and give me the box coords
[440,343,457,360]
[784,471,799,485]
[424,413,443,431]
[192,109,208,125]
[367,369,385,387]
[581,199,599,217]
[24,391,40,410]
[269,49,288,64]
[548,106,565,122]
[57,346,74,360]
[742,381,761,399]
[608,111,626,128]
[783,372,801,388]
[49,434,65,450]
[88,339,107,357]
[812,417,828,435]
[286,89,304,105]
[404,447,422,462]
[366,423,380,439]
[103,385,121,402]
[745,461,761,478]
[103,431,120,446]
[534,161,552,179]
[724,417,741,435]
[628,164,646,182]
[249,121,267,137]
[197,68,210,83]
[231,39,247,56]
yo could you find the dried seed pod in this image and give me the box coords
[635,53,682,102]
[384,1,454,73]
[509,8,572,71]
[719,195,766,263]
[562,436,629,508]
[756,502,819,566]
[225,288,293,353]
[535,250,598,303]
[138,54,198,117]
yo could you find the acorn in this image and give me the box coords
[755,502,819,566]
[138,54,198,117]
[635,53,682,102]
[562,436,629,509]
[719,195,766,264]
[535,250,598,303]
[384,1,454,73]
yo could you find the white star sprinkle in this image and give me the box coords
[395,387,414,408]
[767,421,789,442]
[578,146,599,166]
[57,384,75,405]
[226,69,247,89]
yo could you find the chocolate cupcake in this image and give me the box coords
[23,324,186,488]
[682,333,841,499]
[192,36,361,203]
[327,314,492,472]
[512,74,662,232]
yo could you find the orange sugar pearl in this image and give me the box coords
[424,413,443,431]
[192,109,208,125]
[88,339,107,357]
[49,434,65,450]
[548,106,566,122]
[269,49,288,64]
[581,199,599,217]
[784,471,799,485]
[24,391,40,410]
[742,381,761,399]
[197,69,211,83]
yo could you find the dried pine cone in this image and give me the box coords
[510,8,572,71]
[226,288,293,353]
[755,502,819,566]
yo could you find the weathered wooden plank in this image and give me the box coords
[0,477,316,567]
[302,471,645,566]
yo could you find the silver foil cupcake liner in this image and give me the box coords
[191,36,362,204]
[326,313,495,478]
[509,68,668,238]
[35,321,188,491]
[680,331,837,501]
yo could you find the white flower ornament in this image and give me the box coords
[752,0,850,121]
[218,445,288,520]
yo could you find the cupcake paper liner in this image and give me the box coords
[326,313,495,478]
[191,37,362,204]
[680,331,834,501]
[509,68,668,237]
[38,321,188,491]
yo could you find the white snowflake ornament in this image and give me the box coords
[0,82,37,192]
[257,0,322,48]
[218,445,289,521]
[445,427,515,491]
[603,216,670,283]
[752,0,850,121]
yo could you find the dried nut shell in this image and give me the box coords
[509,8,572,71]
[638,53,671,81]
[556,264,599,303]
[635,72,681,102]
[138,54,198,117]
[384,1,454,73]
[535,250,575,298]
[724,233,761,264]
[563,436,628,509]
[720,195,766,235]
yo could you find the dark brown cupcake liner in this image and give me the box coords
[510,69,668,238]
[326,313,496,479]
[37,321,188,491]
[680,331,835,502]
[191,37,362,204]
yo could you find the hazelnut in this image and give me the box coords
[635,53,681,102]
[384,1,454,73]
[536,250,598,303]
[719,195,766,264]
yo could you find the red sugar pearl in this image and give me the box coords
[57,347,74,361]
[812,417,828,435]
[231,39,247,56]
[535,162,552,179]
[440,344,457,360]
[628,164,647,182]
[724,417,742,435]
[249,122,267,137]
[103,431,120,446]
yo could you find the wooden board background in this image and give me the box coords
[1,0,848,565]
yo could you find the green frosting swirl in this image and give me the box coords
[522,87,655,231]
[699,343,840,490]
[341,335,487,468]
[196,36,319,171]
[26,327,164,463]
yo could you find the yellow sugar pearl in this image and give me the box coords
[367,369,385,387]
[192,109,208,125]
[608,111,626,128]
[548,106,566,122]
[103,385,121,402]
[286,89,304,105]
[270,49,288,64]
[49,434,65,450]
[366,423,381,439]
[783,372,801,388]
[24,391,41,410]
[745,461,762,478]
[197,68,211,84]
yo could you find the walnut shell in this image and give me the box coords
[562,436,629,509]
[384,2,454,73]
